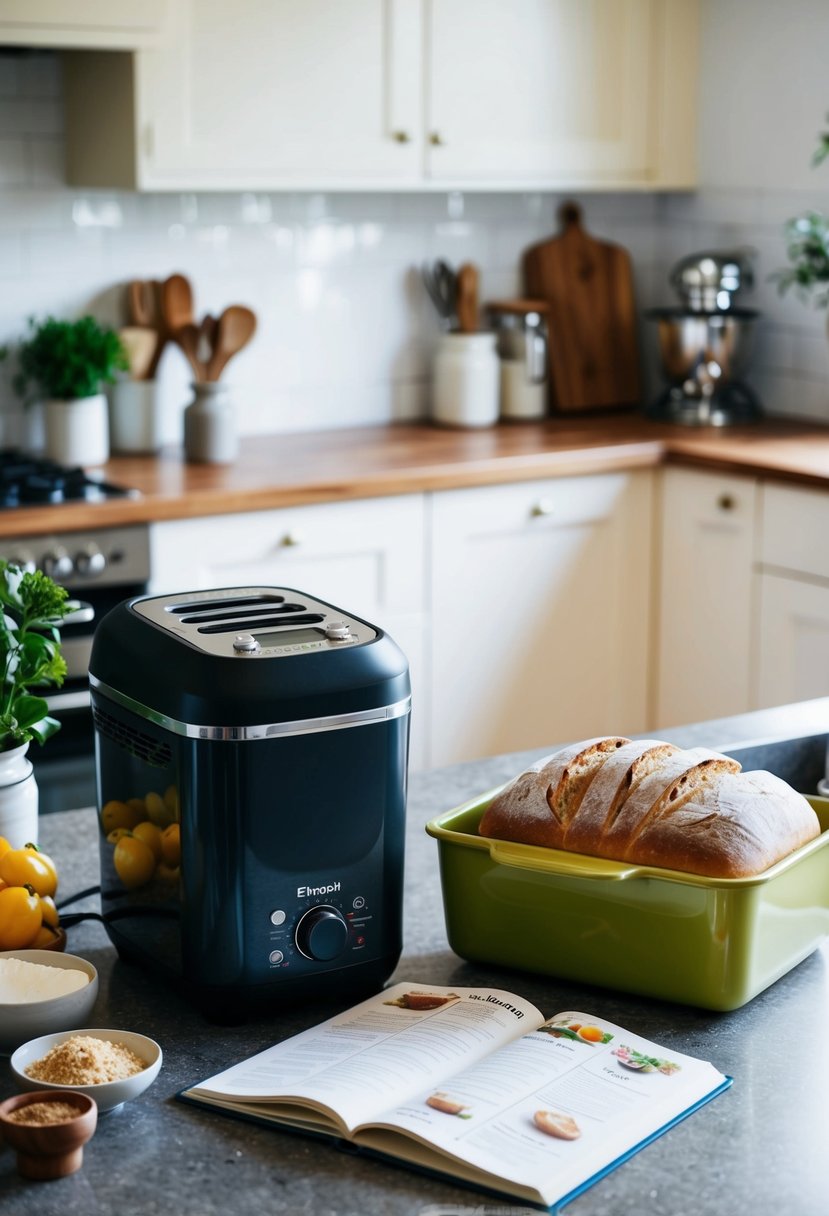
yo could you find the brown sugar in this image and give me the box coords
[8,1101,81,1125]
[25,1035,146,1086]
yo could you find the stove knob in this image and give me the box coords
[295,906,349,961]
[7,551,36,574]
[74,545,106,578]
[41,549,74,580]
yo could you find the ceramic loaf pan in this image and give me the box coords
[426,793,829,1011]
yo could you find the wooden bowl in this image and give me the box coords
[38,926,67,952]
[0,1090,97,1179]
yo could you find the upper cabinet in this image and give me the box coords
[63,0,698,191]
[0,1,172,50]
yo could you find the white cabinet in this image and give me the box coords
[655,467,758,727]
[149,494,429,769]
[0,1,171,49]
[755,483,829,709]
[63,0,698,190]
[428,471,653,769]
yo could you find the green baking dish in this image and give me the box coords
[426,791,829,1011]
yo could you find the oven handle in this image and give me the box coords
[44,689,91,712]
[63,600,95,627]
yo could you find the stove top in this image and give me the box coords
[0,450,137,509]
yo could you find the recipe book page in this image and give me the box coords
[188,983,545,1133]
[356,1011,729,1202]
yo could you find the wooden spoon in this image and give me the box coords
[456,263,479,334]
[198,313,218,365]
[161,273,194,335]
[171,323,204,382]
[126,280,166,378]
[118,326,159,381]
[206,306,257,381]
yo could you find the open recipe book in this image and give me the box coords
[179,983,731,1210]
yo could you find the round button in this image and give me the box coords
[233,633,260,653]
[270,909,286,926]
[74,545,106,577]
[295,905,349,961]
[41,549,74,580]
[325,620,350,641]
[268,950,284,964]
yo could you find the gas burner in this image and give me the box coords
[0,450,137,509]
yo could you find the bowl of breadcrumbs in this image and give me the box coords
[10,1028,162,1112]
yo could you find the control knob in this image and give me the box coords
[41,549,74,580]
[295,905,349,961]
[74,544,106,578]
[7,552,36,574]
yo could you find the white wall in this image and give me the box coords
[1,2,829,447]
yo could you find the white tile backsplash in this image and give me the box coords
[2,23,829,446]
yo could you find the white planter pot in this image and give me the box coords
[0,743,38,847]
[109,380,164,454]
[43,393,109,467]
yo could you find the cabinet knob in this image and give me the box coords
[717,494,736,512]
[280,530,305,548]
[429,131,444,146]
[391,130,411,144]
[530,499,554,518]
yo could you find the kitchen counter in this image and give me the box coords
[2,698,829,1216]
[3,414,829,538]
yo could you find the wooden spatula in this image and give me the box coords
[118,326,159,381]
[206,306,257,381]
[455,263,479,334]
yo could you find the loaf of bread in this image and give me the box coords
[478,736,820,878]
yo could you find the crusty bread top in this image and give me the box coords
[478,736,630,849]
[477,734,822,877]
[563,740,680,855]
[628,770,820,877]
[596,748,742,859]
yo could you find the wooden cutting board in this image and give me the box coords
[523,203,641,413]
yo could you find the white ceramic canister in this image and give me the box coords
[0,744,38,847]
[432,332,500,429]
[43,394,109,467]
[109,379,165,454]
[183,382,238,464]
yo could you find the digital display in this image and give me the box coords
[253,627,326,647]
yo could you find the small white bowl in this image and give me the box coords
[11,1028,162,1113]
[0,950,99,1054]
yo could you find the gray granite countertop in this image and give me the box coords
[2,698,829,1215]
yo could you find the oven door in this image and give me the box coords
[31,582,147,814]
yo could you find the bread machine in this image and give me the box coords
[88,586,410,1017]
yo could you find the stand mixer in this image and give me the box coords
[646,251,762,426]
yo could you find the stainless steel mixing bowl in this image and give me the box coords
[649,308,758,390]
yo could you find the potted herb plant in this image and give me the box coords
[773,114,829,310]
[0,561,77,845]
[13,316,128,466]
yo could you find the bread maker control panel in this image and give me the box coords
[132,587,377,658]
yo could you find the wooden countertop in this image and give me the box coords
[3,414,829,538]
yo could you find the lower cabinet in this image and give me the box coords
[428,471,654,768]
[755,482,829,709]
[655,467,758,727]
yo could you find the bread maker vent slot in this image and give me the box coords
[168,594,286,615]
[178,602,307,625]
[93,705,173,769]
[198,612,325,635]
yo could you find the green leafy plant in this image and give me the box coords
[773,112,829,306]
[13,315,128,402]
[0,562,78,750]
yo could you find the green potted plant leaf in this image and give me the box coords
[772,113,829,309]
[13,316,128,467]
[0,561,78,845]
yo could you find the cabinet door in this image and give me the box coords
[133,0,421,189]
[149,495,428,768]
[429,471,653,768]
[655,468,758,727]
[756,575,829,708]
[425,0,690,185]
